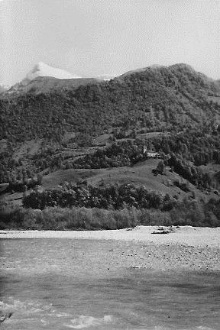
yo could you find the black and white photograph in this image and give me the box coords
[0,0,220,329]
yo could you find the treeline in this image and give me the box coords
[0,139,149,184]
[0,149,43,189]
[2,174,43,194]
[147,126,220,166]
[0,144,61,184]
[69,140,146,169]
[23,183,177,211]
[1,195,220,230]
[167,154,213,189]
[62,128,220,175]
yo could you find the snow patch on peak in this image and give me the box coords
[95,74,117,81]
[26,62,81,81]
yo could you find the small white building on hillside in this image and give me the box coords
[147,151,160,158]
[142,146,160,158]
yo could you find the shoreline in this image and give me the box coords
[1,225,220,247]
[1,226,220,274]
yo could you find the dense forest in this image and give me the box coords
[1,64,220,143]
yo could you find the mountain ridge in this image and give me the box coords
[7,76,105,95]
[25,61,81,80]
[6,62,115,95]
[7,62,82,95]
[1,63,220,144]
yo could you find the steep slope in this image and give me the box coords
[25,62,80,80]
[1,63,220,143]
[7,62,82,95]
[7,62,107,95]
[7,76,104,95]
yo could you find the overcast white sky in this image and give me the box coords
[1,0,220,86]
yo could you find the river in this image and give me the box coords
[0,238,219,329]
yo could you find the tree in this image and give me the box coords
[156,161,165,175]
[37,173,43,185]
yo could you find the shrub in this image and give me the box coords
[1,196,220,230]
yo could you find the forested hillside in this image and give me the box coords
[1,64,220,143]
[1,63,220,229]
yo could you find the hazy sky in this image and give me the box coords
[1,0,220,86]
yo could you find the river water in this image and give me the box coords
[0,238,220,330]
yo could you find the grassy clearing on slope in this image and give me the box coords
[42,168,104,189]
[42,159,213,202]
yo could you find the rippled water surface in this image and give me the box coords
[0,238,220,329]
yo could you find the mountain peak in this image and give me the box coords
[25,62,81,81]
[169,63,195,71]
